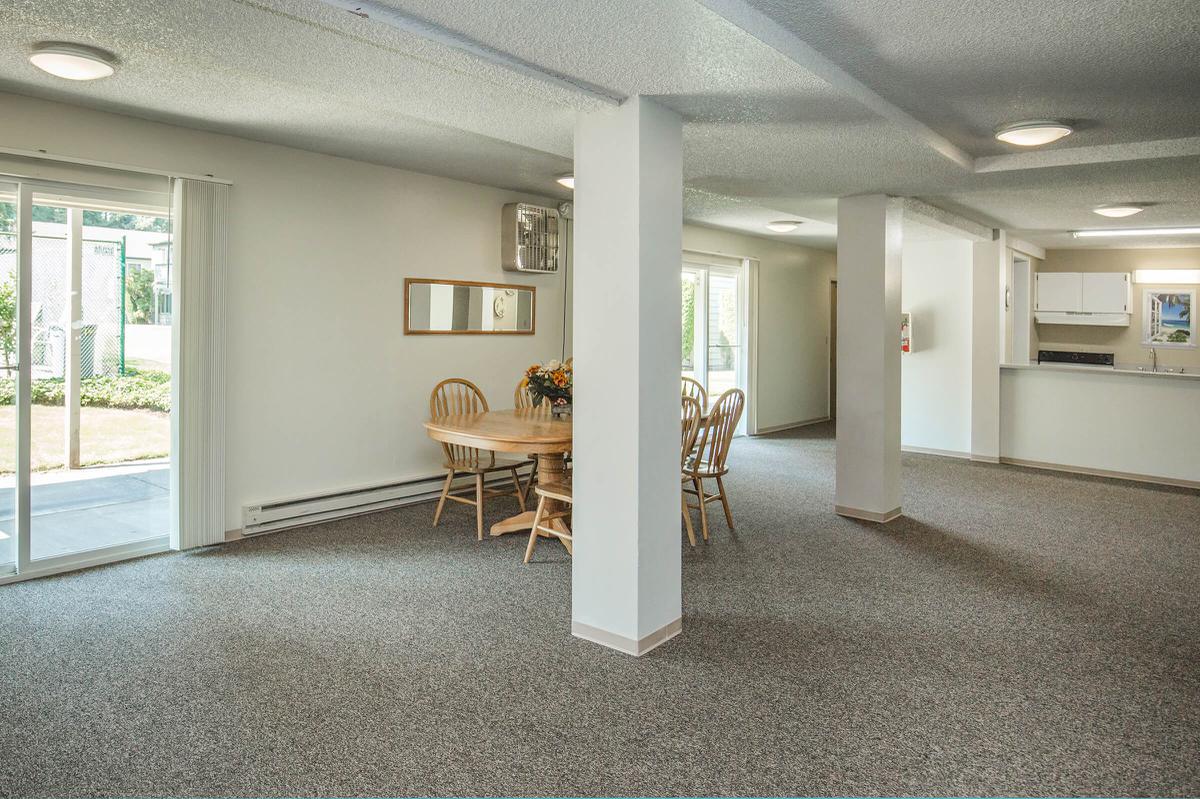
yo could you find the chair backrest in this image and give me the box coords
[692,388,744,474]
[681,395,702,468]
[514,376,549,415]
[429,378,491,465]
[681,377,707,411]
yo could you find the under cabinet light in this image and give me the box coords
[1133,269,1200,284]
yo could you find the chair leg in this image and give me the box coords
[694,477,709,541]
[715,475,734,529]
[682,491,696,547]
[524,495,548,564]
[557,521,573,556]
[433,470,454,527]
[523,459,538,504]
[510,467,526,512]
[475,473,485,541]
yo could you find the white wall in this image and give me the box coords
[900,239,973,454]
[680,225,837,432]
[0,92,566,530]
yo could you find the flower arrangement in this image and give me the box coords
[524,358,573,415]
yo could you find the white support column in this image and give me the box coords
[65,208,82,469]
[970,232,1005,462]
[835,194,903,523]
[571,96,683,656]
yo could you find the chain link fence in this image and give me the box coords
[0,233,125,378]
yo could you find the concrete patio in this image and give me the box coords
[0,462,169,563]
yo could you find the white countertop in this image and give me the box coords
[1001,362,1200,381]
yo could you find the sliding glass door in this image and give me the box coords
[0,178,173,581]
[681,260,747,405]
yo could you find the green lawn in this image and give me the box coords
[0,405,168,473]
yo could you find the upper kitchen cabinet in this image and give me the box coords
[1035,272,1130,326]
[1081,273,1130,313]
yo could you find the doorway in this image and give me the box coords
[829,280,837,420]
[0,179,173,580]
[682,259,748,414]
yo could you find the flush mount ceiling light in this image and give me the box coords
[1073,226,1200,238]
[556,174,574,190]
[994,120,1073,146]
[1092,204,1146,218]
[29,42,117,80]
[766,220,802,233]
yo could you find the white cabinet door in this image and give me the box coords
[1081,272,1130,313]
[1036,272,1081,311]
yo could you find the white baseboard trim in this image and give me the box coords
[752,416,831,435]
[835,504,902,523]
[1000,457,1200,490]
[572,617,682,656]
[971,454,1001,464]
[902,445,972,460]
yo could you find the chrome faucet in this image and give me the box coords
[1150,347,1157,373]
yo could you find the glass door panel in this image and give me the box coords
[0,182,17,574]
[706,271,741,398]
[28,192,172,561]
[681,268,702,383]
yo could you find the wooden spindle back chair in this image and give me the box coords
[684,388,745,541]
[681,377,707,412]
[428,378,531,540]
[680,395,703,546]
[430,378,491,467]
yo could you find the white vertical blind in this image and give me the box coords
[170,179,228,550]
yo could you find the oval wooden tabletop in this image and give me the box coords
[424,409,572,454]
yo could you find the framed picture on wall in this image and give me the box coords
[1142,289,1195,348]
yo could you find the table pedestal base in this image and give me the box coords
[490,452,569,540]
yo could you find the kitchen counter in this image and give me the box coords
[1001,362,1200,381]
[999,364,1200,486]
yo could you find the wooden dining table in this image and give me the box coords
[424,408,572,537]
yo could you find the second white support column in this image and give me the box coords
[835,194,903,522]
[571,96,683,656]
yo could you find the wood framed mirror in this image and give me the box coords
[404,278,536,335]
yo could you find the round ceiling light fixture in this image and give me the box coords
[29,42,117,81]
[994,120,1073,147]
[556,174,575,190]
[766,220,803,233]
[1092,204,1146,218]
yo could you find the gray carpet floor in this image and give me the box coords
[1,423,1198,797]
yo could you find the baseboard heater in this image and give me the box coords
[241,467,530,537]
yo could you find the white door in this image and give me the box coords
[1035,272,1082,312]
[1081,273,1130,313]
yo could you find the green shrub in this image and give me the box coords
[0,370,170,412]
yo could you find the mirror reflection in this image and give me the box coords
[406,279,535,334]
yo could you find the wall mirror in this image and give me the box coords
[404,278,536,335]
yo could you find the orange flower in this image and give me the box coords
[552,371,568,388]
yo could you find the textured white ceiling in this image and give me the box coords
[742,0,1200,156]
[1,0,1197,251]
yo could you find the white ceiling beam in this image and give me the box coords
[1009,237,1046,260]
[694,0,973,170]
[314,0,624,107]
[975,136,1200,173]
[901,198,992,242]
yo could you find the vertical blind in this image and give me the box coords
[171,178,228,550]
